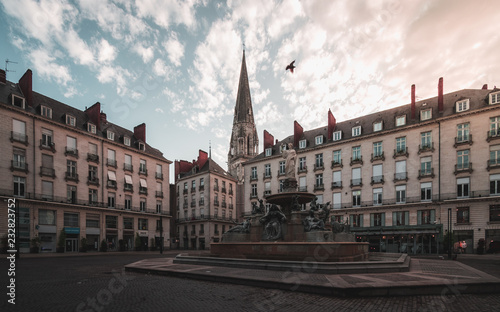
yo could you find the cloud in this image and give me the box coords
[153,59,172,78]
[163,32,185,67]
[155,107,164,113]
[28,48,73,86]
[133,43,155,63]
[134,0,200,29]
[96,38,117,64]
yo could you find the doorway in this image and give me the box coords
[65,238,79,252]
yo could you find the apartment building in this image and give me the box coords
[243,78,500,254]
[174,150,237,249]
[0,69,172,253]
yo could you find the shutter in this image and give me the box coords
[430,210,435,223]
[352,168,361,179]
[370,214,374,227]
[373,164,382,177]
[392,212,397,226]
[417,211,422,225]
[360,215,363,227]
[396,160,406,173]
[333,171,341,182]
[381,213,385,226]
[405,212,409,225]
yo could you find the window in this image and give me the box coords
[315,174,323,188]
[124,136,131,146]
[299,139,307,149]
[41,105,52,118]
[352,190,361,207]
[490,92,500,105]
[89,189,98,205]
[139,178,148,194]
[372,164,383,183]
[138,219,148,230]
[67,185,77,203]
[315,153,323,169]
[39,209,56,225]
[396,115,406,126]
[489,205,500,222]
[123,217,133,230]
[251,184,257,197]
[371,213,385,227]
[352,146,361,161]
[396,137,406,154]
[393,211,409,226]
[12,119,27,143]
[124,154,132,171]
[139,159,147,174]
[333,131,342,141]
[298,157,306,171]
[88,143,98,158]
[421,182,432,201]
[395,160,407,180]
[140,198,146,212]
[265,148,272,156]
[373,142,383,158]
[279,161,285,175]
[421,131,432,149]
[66,114,76,126]
[138,142,145,151]
[41,128,53,147]
[108,192,115,208]
[373,121,382,132]
[12,148,26,170]
[456,99,470,112]
[42,181,53,200]
[124,175,133,191]
[490,174,500,195]
[299,176,307,192]
[420,109,432,121]
[11,94,25,108]
[420,156,432,175]
[87,123,96,134]
[332,192,341,209]
[352,167,361,186]
[251,167,257,180]
[457,177,470,198]
[125,195,131,210]
[352,126,361,137]
[373,188,382,205]
[457,123,470,142]
[350,214,363,227]
[66,136,77,155]
[64,212,79,227]
[418,209,435,225]
[457,207,470,224]
[490,116,500,137]
[106,216,117,229]
[107,149,116,166]
[88,165,98,183]
[66,160,77,178]
[315,135,323,145]
[333,150,341,165]
[264,181,271,195]
[490,145,500,167]
[264,164,271,177]
[107,131,115,141]
[457,150,470,170]
[396,185,406,204]
[332,171,341,188]
[13,176,25,197]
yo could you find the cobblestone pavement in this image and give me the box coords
[1,252,500,312]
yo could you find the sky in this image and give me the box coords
[1,0,500,183]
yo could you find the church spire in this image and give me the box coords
[233,50,255,124]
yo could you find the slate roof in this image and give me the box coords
[178,158,235,181]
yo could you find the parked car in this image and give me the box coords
[487,241,500,253]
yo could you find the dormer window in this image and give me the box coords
[124,136,131,146]
[333,131,342,141]
[11,94,25,109]
[352,126,361,137]
[373,121,382,132]
[65,114,76,126]
[41,105,52,118]
[107,131,115,141]
[421,109,432,121]
[299,139,307,149]
[396,115,406,127]
[87,123,96,134]
[456,99,470,112]
[138,142,145,151]
[315,135,323,145]
[491,92,500,105]
[265,148,272,156]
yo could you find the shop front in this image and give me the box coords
[453,230,473,254]
[123,231,134,251]
[37,225,57,253]
[138,231,149,251]
[106,229,118,251]
[64,227,80,252]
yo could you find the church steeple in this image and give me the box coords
[228,50,259,179]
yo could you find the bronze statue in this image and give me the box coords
[303,210,325,232]
[226,218,251,233]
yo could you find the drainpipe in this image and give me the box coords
[32,116,36,198]
[438,121,441,201]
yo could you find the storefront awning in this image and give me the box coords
[107,171,116,181]
[140,178,147,188]
[125,175,133,184]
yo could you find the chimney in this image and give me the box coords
[411,84,416,120]
[482,84,488,90]
[100,111,107,125]
[294,121,303,148]
[84,102,101,129]
[134,123,146,142]
[18,69,33,107]
[438,77,444,112]
[0,69,6,84]
[327,109,336,140]
[263,130,274,150]
[197,150,208,169]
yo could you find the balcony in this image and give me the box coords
[454,134,473,148]
[191,187,196,193]
[393,147,409,158]
[298,165,308,173]
[454,163,473,175]
[139,168,148,176]
[155,172,163,180]
[183,188,188,194]
[107,180,117,189]
[214,200,220,206]
[350,156,363,166]
[313,162,324,171]
[124,184,133,192]
[199,185,205,191]
[371,152,385,162]
[221,201,227,208]
[250,174,258,181]
[10,131,28,145]
[418,143,435,154]
[487,129,500,142]
[262,172,272,180]
[10,160,28,173]
[87,153,99,163]
[331,160,343,169]
[298,186,307,192]
[250,193,258,199]
[191,201,196,207]
[198,200,205,206]
[64,147,79,158]
[350,178,362,188]
[106,158,117,168]
[139,187,148,195]
[40,166,55,178]
[331,181,342,190]
[155,191,164,198]
[221,187,227,194]
[65,172,79,182]
[277,169,286,177]
[371,175,384,185]
[418,168,435,179]
[87,176,99,186]
[123,163,133,172]
[393,172,408,182]
[39,140,55,152]
[487,159,500,171]
[313,184,324,191]
[229,204,234,209]
[214,185,220,192]
[228,189,233,196]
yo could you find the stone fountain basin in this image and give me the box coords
[265,192,316,207]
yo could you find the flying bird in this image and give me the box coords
[286,60,295,73]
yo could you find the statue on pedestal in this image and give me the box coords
[331,217,351,234]
[303,210,325,232]
[260,204,287,240]
[281,142,296,179]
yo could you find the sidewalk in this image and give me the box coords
[15,249,180,258]
[125,253,500,297]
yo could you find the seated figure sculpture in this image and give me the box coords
[303,210,325,232]
[331,217,351,234]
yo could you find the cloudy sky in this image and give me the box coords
[1,0,500,181]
